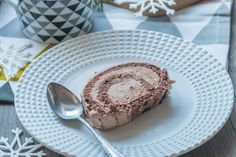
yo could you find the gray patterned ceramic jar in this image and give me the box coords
[6,0,93,44]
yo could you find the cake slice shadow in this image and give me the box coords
[101,97,173,141]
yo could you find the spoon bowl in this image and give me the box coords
[47,82,83,120]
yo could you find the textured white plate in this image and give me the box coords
[15,30,234,157]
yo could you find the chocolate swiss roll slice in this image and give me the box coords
[81,63,174,131]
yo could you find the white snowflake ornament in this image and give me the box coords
[114,0,176,17]
[0,42,33,78]
[0,128,46,157]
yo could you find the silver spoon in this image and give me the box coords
[47,82,124,157]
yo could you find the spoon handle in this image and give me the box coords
[78,116,125,157]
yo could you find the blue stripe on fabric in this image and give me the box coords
[193,4,230,45]
[0,18,26,38]
[136,16,182,38]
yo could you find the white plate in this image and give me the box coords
[15,30,234,157]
